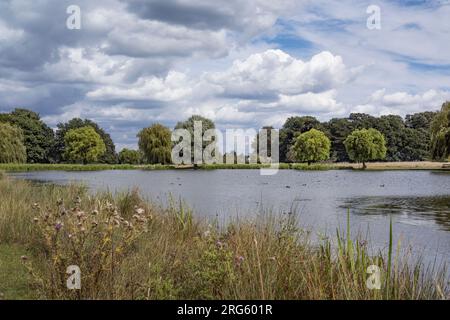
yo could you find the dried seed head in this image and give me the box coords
[135,208,145,215]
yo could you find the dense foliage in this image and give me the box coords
[344,128,387,168]
[119,148,143,164]
[0,109,55,163]
[280,111,438,162]
[0,103,448,165]
[430,102,450,160]
[280,116,324,162]
[64,126,106,164]
[54,118,117,164]
[137,124,172,164]
[292,129,331,164]
[0,122,27,163]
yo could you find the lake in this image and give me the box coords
[10,169,450,268]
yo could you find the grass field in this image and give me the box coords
[0,174,448,300]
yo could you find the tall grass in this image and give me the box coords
[0,176,448,300]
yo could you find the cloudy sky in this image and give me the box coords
[1,0,449,150]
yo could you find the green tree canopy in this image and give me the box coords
[430,102,450,161]
[137,124,172,164]
[344,128,387,169]
[0,122,27,163]
[0,108,55,163]
[118,148,143,164]
[280,116,324,162]
[292,129,331,165]
[54,118,117,164]
[64,126,106,164]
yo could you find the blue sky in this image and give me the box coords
[0,0,449,150]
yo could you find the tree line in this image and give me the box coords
[0,102,449,165]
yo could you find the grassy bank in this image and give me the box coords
[0,175,448,300]
[1,161,448,172]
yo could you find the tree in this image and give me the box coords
[0,108,55,163]
[292,129,331,165]
[280,116,324,162]
[137,124,172,164]
[64,126,106,164]
[0,122,27,163]
[344,128,387,169]
[324,118,355,162]
[174,115,216,163]
[118,149,143,164]
[54,118,117,164]
[430,102,450,161]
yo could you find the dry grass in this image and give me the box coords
[334,161,449,170]
[0,175,448,300]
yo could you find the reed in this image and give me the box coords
[0,176,448,300]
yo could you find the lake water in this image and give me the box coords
[10,169,450,268]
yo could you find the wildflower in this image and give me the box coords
[55,222,63,231]
[80,227,86,233]
[20,255,28,261]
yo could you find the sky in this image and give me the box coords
[0,0,449,150]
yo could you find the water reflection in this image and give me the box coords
[342,196,450,231]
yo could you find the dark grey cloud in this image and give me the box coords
[124,0,237,30]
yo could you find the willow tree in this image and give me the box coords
[344,128,387,169]
[292,129,331,165]
[0,122,27,163]
[137,124,172,164]
[0,108,55,163]
[64,126,106,164]
[430,102,450,161]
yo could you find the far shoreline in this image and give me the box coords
[1,161,449,172]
